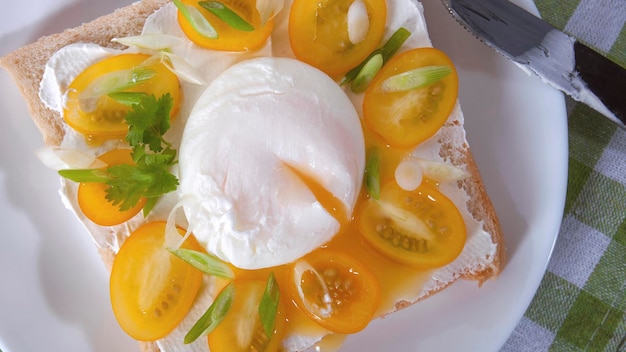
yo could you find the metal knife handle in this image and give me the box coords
[574,42,626,126]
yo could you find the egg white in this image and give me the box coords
[179,56,364,269]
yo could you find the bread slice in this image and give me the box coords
[0,0,505,351]
[0,0,169,147]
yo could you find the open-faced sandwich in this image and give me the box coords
[0,0,505,350]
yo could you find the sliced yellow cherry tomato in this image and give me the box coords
[288,0,387,77]
[64,53,181,140]
[208,278,287,352]
[177,0,273,51]
[358,181,466,268]
[110,221,204,341]
[288,249,380,334]
[77,149,146,226]
[363,47,458,148]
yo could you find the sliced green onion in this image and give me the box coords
[292,260,332,317]
[168,248,235,279]
[342,27,411,88]
[172,0,218,39]
[59,169,110,183]
[418,159,470,182]
[112,34,184,51]
[199,1,254,32]
[80,67,154,96]
[365,147,381,199]
[380,65,452,92]
[342,49,381,87]
[108,92,150,106]
[380,27,411,62]
[258,272,280,337]
[78,68,155,112]
[158,52,207,85]
[375,199,432,235]
[184,281,235,344]
[128,67,156,85]
[351,53,383,93]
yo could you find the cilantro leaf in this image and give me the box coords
[103,162,179,211]
[143,197,159,217]
[59,92,180,217]
[105,164,153,211]
[141,163,179,198]
[139,147,177,167]
[125,93,173,153]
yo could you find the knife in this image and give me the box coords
[440,0,626,128]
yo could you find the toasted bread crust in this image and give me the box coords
[390,118,506,313]
[1,1,505,351]
[458,147,506,283]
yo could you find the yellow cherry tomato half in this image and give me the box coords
[177,0,273,51]
[208,278,287,352]
[288,0,387,77]
[77,149,146,226]
[288,249,380,334]
[64,53,181,140]
[358,181,466,268]
[363,47,458,148]
[110,221,204,341]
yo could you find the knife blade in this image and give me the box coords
[440,0,626,128]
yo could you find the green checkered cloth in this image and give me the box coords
[501,0,626,351]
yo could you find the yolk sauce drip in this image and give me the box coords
[221,47,465,344]
[231,127,436,343]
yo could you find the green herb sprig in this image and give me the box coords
[59,93,179,216]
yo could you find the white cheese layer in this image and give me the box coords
[178,57,364,269]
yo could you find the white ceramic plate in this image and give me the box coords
[0,0,567,351]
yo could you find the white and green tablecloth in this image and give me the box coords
[502,0,626,350]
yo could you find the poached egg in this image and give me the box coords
[179,57,364,269]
